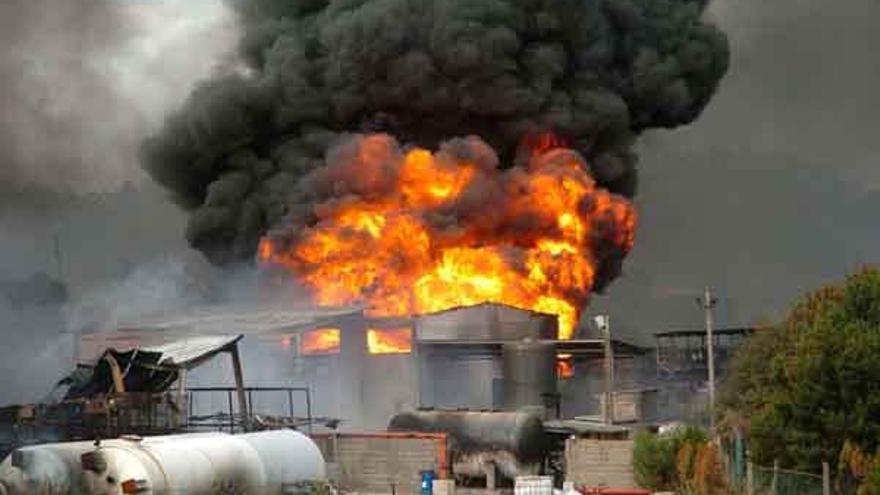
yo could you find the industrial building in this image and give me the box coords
[72,302,653,429]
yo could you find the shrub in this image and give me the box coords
[632,426,707,491]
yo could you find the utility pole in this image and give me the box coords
[699,287,717,428]
[52,232,64,282]
[595,315,614,425]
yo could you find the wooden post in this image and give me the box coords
[596,315,614,425]
[104,354,126,394]
[484,462,496,490]
[175,368,187,428]
[771,459,779,495]
[229,343,249,431]
[822,461,831,495]
[746,460,754,495]
[700,287,717,429]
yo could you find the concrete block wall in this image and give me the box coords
[564,439,636,489]
[313,433,447,494]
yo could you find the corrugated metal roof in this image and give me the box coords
[142,334,242,368]
[416,302,557,342]
[117,305,365,336]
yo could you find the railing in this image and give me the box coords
[750,462,825,495]
[181,386,313,434]
[0,387,321,457]
[721,435,832,495]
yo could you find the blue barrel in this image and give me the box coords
[420,470,435,495]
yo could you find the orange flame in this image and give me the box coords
[521,131,569,162]
[557,353,574,379]
[259,134,636,339]
[300,328,341,354]
[367,327,413,354]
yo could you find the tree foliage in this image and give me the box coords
[719,267,880,472]
[632,426,707,491]
[676,440,728,495]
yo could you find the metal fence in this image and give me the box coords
[182,386,313,433]
[721,432,832,495]
[751,464,825,495]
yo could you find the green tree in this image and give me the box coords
[632,426,707,491]
[719,267,880,473]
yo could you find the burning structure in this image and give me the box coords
[61,302,647,430]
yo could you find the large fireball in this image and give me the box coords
[258,134,636,339]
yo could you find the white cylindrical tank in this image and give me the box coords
[0,429,325,495]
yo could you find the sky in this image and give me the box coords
[0,0,879,353]
[0,0,235,403]
[0,0,237,193]
[590,0,880,342]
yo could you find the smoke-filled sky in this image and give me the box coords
[0,0,878,358]
[0,0,237,193]
[590,0,880,341]
[0,0,238,403]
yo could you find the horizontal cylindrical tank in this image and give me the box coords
[0,429,325,495]
[388,410,548,463]
[502,340,557,412]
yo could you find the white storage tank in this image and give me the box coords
[0,429,325,495]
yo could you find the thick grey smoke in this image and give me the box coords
[142,0,729,269]
[0,273,70,404]
[0,0,237,193]
[585,0,880,342]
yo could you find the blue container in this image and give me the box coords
[420,470,435,495]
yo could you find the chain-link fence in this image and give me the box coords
[751,464,825,495]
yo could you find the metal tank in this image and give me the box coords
[0,429,325,495]
[388,409,548,478]
[501,340,558,412]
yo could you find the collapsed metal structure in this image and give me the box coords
[0,334,321,459]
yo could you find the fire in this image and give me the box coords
[367,327,413,354]
[557,353,574,379]
[259,134,636,339]
[300,328,341,354]
[520,131,569,163]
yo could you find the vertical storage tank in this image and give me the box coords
[502,340,557,412]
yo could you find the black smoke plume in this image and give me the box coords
[141,0,729,274]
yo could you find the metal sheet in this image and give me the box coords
[415,303,557,342]
[116,305,365,335]
[143,334,242,368]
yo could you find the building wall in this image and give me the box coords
[564,438,637,489]
[313,433,447,495]
[295,352,418,429]
[559,354,657,419]
[418,347,499,410]
[362,353,419,428]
